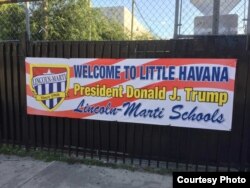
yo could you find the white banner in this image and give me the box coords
[26,58,237,131]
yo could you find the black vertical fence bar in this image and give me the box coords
[0,57,1,144]
[0,77,1,146]
[53,118,59,154]
[84,119,87,158]
[19,35,28,149]
[97,120,102,160]
[0,43,7,145]
[9,43,16,146]
[0,42,4,144]
[139,124,144,166]
[27,43,35,149]
[157,126,162,168]
[91,121,95,159]
[107,123,111,162]
[11,43,19,146]
[5,43,14,145]
[76,120,80,157]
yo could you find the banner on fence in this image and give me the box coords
[26,58,236,131]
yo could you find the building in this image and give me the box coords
[97,6,153,39]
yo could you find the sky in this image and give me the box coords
[91,0,248,39]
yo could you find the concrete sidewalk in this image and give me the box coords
[0,155,172,188]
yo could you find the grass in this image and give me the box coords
[0,144,171,175]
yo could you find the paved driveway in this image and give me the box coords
[0,155,172,188]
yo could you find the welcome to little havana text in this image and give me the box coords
[73,65,229,81]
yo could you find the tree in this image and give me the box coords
[30,0,129,40]
[0,4,25,40]
[92,9,129,40]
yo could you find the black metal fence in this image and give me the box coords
[0,36,250,171]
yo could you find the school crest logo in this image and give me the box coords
[30,65,70,111]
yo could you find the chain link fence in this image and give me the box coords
[0,0,249,41]
[177,0,248,37]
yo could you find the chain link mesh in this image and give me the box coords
[0,3,26,40]
[0,0,249,41]
[178,0,248,36]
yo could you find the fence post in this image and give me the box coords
[247,0,250,34]
[212,0,220,35]
[174,0,180,39]
[131,0,135,40]
[25,2,31,41]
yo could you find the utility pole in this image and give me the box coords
[25,1,31,40]
[131,0,135,40]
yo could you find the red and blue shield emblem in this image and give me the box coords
[30,65,70,111]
